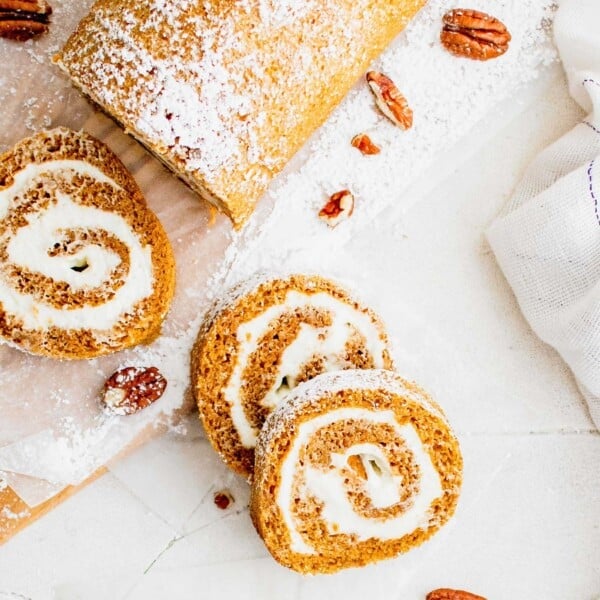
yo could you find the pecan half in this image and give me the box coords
[351,133,381,155]
[441,9,511,60]
[366,71,413,130]
[318,190,354,227]
[0,0,52,41]
[101,366,167,416]
[427,588,487,600]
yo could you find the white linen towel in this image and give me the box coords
[487,0,600,427]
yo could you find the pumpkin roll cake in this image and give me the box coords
[191,274,393,478]
[55,0,427,227]
[250,369,463,574]
[0,127,175,359]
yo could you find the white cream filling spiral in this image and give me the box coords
[0,161,154,330]
[223,291,388,447]
[277,408,443,555]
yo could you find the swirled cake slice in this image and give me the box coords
[192,274,393,478]
[0,127,175,359]
[251,369,462,574]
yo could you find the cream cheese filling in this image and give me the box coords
[0,160,118,220]
[328,442,404,509]
[223,291,387,447]
[277,408,443,555]
[0,161,154,330]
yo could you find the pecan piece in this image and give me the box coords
[214,490,234,510]
[351,133,381,155]
[427,588,487,600]
[347,455,368,479]
[441,9,511,60]
[366,71,413,130]
[318,190,354,227]
[101,366,167,416]
[0,0,52,41]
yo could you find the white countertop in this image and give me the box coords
[0,65,598,599]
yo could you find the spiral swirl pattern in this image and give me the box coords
[192,274,394,477]
[0,129,175,358]
[250,370,463,574]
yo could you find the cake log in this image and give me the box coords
[250,369,463,574]
[191,274,393,479]
[54,0,427,227]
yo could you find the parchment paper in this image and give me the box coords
[0,0,235,505]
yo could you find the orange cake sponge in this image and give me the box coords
[250,369,463,574]
[0,127,175,359]
[191,274,393,478]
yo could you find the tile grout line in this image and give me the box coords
[182,505,249,538]
[143,535,182,575]
[101,475,184,600]
[119,534,182,600]
[133,554,271,574]
[180,483,216,526]
[107,472,181,536]
[121,486,251,598]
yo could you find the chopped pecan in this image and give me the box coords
[0,0,52,41]
[441,9,511,60]
[318,190,354,227]
[426,588,487,600]
[214,490,234,510]
[351,133,381,155]
[101,366,167,416]
[366,71,413,130]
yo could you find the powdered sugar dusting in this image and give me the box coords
[1,506,30,521]
[257,369,448,452]
[256,0,316,28]
[56,0,426,221]
[59,1,259,180]
[0,315,201,496]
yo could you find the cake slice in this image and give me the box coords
[250,369,463,574]
[0,127,175,359]
[54,0,427,227]
[191,274,394,478]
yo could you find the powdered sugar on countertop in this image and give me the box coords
[211,0,558,293]
[0,0,97,151]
